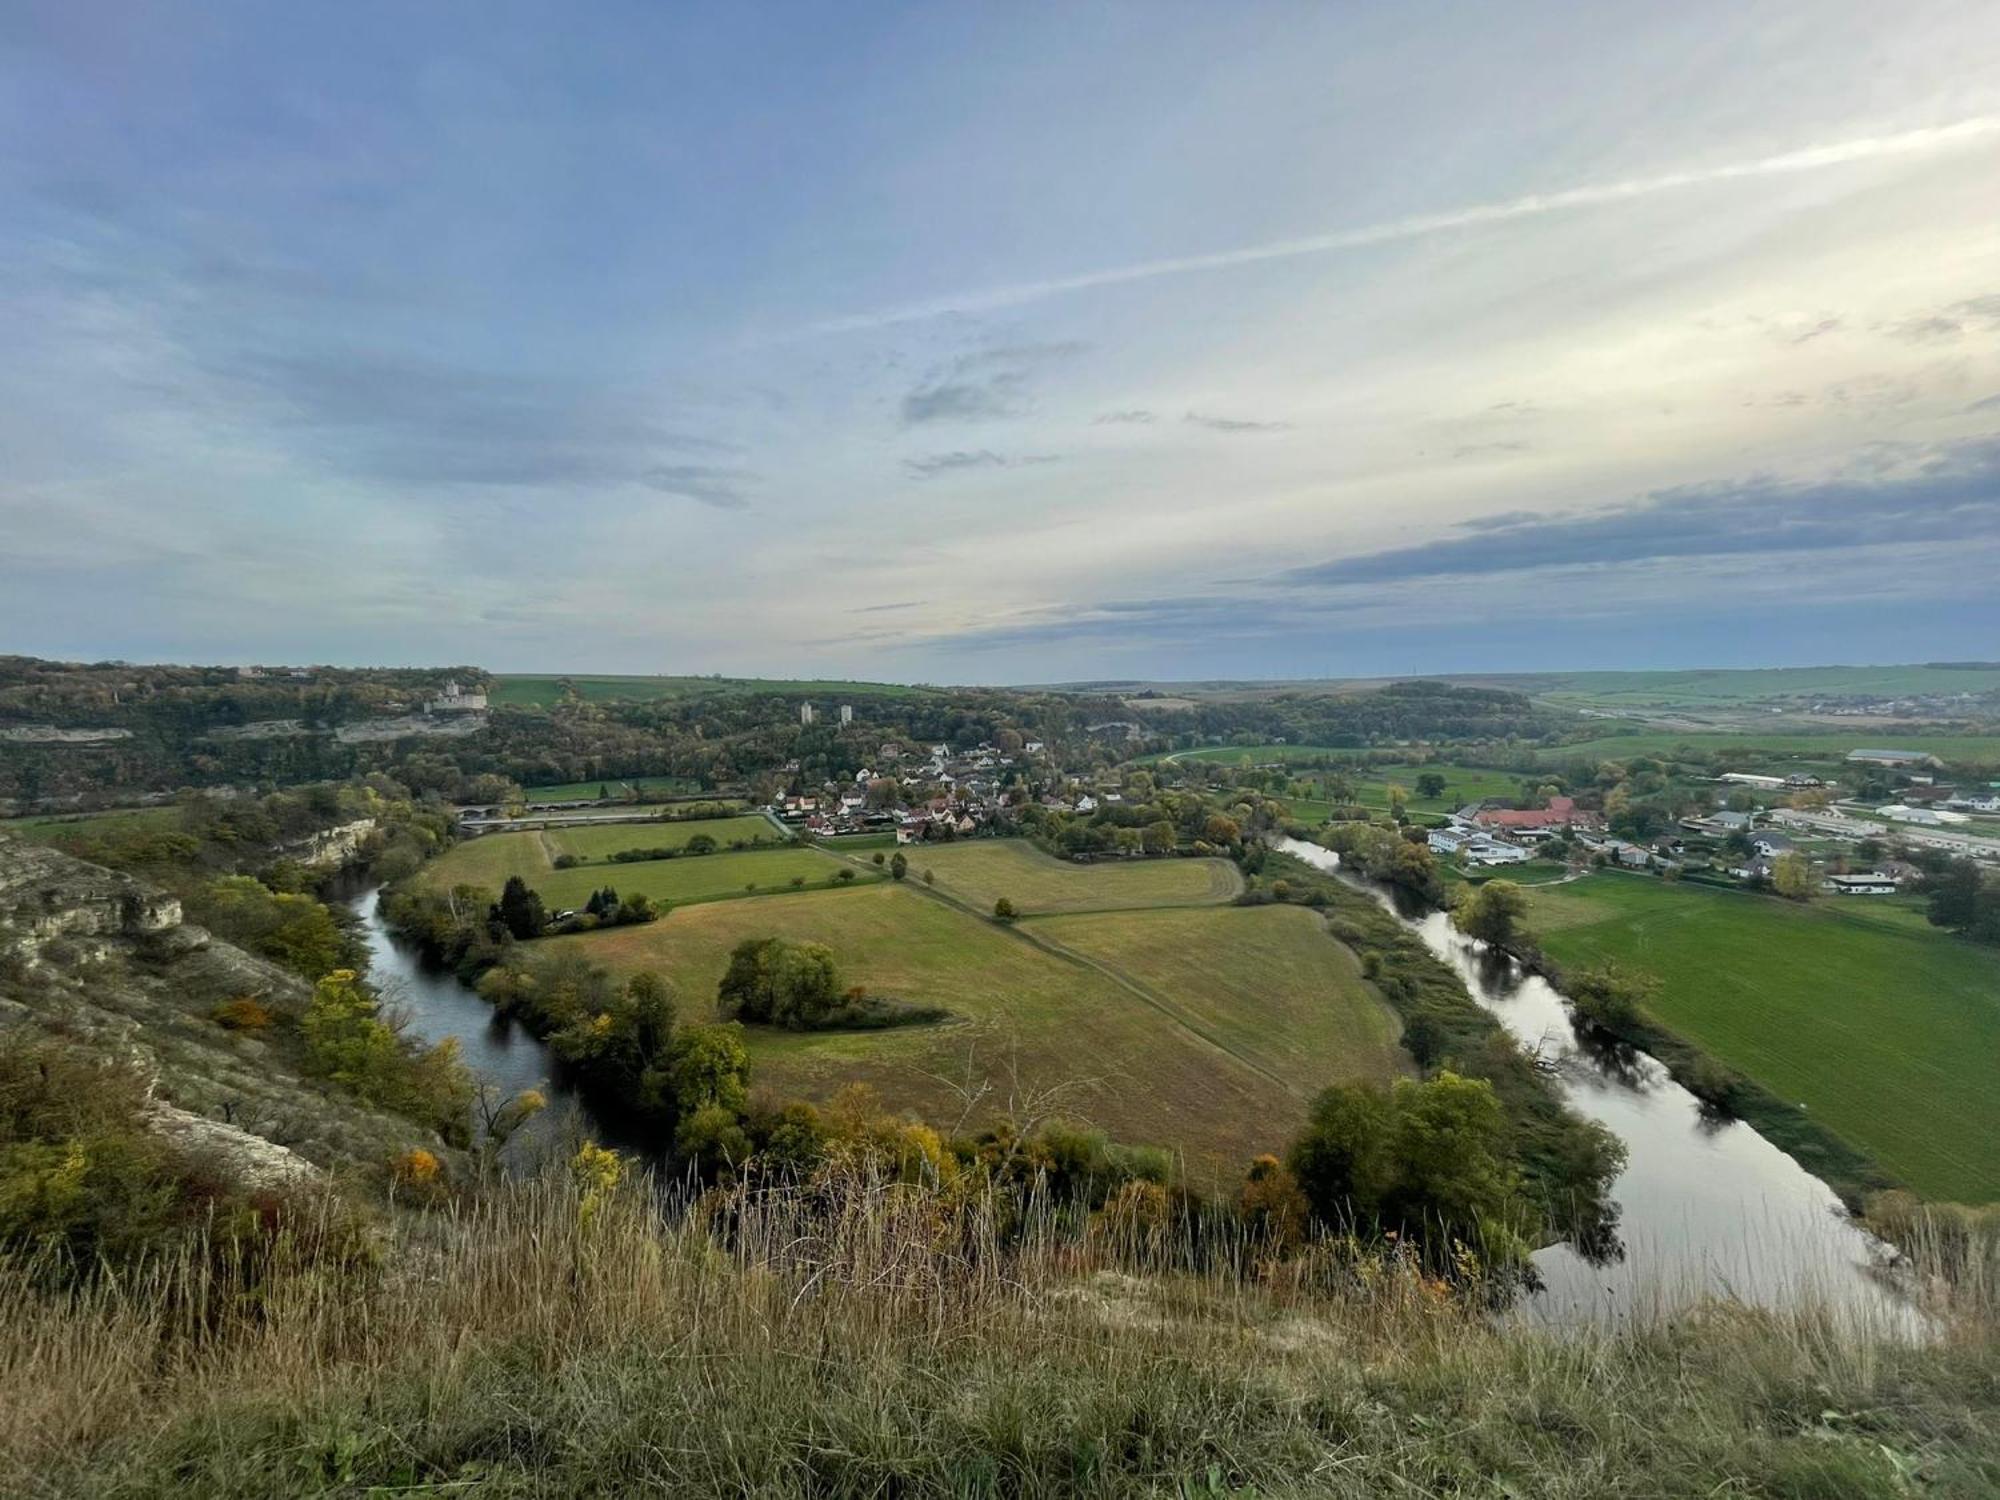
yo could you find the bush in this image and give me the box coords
[209,996,274,1032]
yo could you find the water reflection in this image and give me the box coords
[1272,838,1914,1328]
[344,887,658,1166]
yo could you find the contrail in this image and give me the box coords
[808,115,2000,335]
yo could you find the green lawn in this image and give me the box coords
[544,815,781,861]
[417,824,857,909]
[555,882,1401,1181]
[1523,873,2000,1202]
[913,840,1241,916]
[2,806,183,842]
[1539,729,2000,766]
[536,847,868,910]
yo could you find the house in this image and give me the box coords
[1730,856,1776,881]
[839,789,866,812]
[1876,804,1968,827]
[1784,772,1824,788]
[1024,740,1045,754]
[1749,833,1796,857]
[1945,790,2000,813]
[1428,827,1474,855]
[1463,837,1531,866]
[1608,842,1654,870]
[1074,795,1098,814]
[1718,773,1785,790]
[1470,795,1598,834]
[1823,873,1897,896]
[1877,859,1923,885]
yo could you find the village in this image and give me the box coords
[1422,746,2000,896]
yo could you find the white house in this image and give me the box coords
[1463,838,1530,866]
[1823,873,1897,895]
[1428,827,1473,855]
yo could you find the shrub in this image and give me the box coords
[209,996,274,1032]
[993,897,1018,923]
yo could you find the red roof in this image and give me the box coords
[1473,796,1590,830]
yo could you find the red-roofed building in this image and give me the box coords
[1470,795,1599,833]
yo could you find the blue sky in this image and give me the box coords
[3,1,1997,682]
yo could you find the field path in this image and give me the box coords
[818,840,1297,1098]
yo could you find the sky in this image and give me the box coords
[3,1,1998,684]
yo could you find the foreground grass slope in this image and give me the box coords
[1525,873,2000,1201]
[10,1173,1995,1498]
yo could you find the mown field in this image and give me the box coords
[1499,663,2000,710]
[543,815,778,860]
[1522,873,2000,1202]
[554,871,1402,1181]
[1539,729,2000,766]
[1,806,182,842]
[911,840,1242,915]
[416,820,862,909]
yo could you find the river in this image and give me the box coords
[1272,837,1914,1328]
[345,887,646,1162]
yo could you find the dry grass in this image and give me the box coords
[5,1168,1996,1497]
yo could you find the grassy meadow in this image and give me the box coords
[912,839,1242,915]
[0,806,183,843]
[1523,873,2000,1202]
[548,844,1402,1179]
[417,819,859,909]
[1539,728,2000,766]
[543,815,777,860]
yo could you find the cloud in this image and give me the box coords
[898,340,1085,426]
[1968,393,2000,413]
[1094,409,1155,425]
[849,600,927,614]
[639,464,754,510]
[1887,293,2000,342]
[207,347,740,494]
[1185,411,1290,434]
[1451,441,1531,460]
[1280,435,2000,587]
[901,377,1029,424]
[809,116,2000,333]
[903,449,1060,478]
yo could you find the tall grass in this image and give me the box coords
[4,1167,1996,1497]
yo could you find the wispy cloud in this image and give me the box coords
[898,340,1086,426]
[1185,411,1290,434]
[1094,409,1155,425]
[809,116,2000,333]
[903,449,1061,478]
[640,464,755,510]
[1887,293,2000,343]
[1280,436,2000,587]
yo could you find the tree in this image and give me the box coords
[1415,772,1448,800]
[497,875,546,940]
[301,969,402,1100]
[665,1023,749,1116]
[1771,851,1814,901]
[1142,819,1176,855]
[1287,1073,1527,1267]
[993,897,1018,923]
[1566,963,1656,1033]
[1453,879,1528,949]
[683,833,718,856]
[889,851,908,880]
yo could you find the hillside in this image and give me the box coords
[0,832,451,1173]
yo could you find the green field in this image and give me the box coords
[418,822,864,909]
[1,806,182,842]
[1144,743,1377,766]
[1522,873,2000,1202]
[555,877,1401,1180]
[1539,729,2000,766]
[517,777,707,802]
[1487,663,2000,711]
[912,840,1242,915]
[491,674,939,708]
[543,815,779,861]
